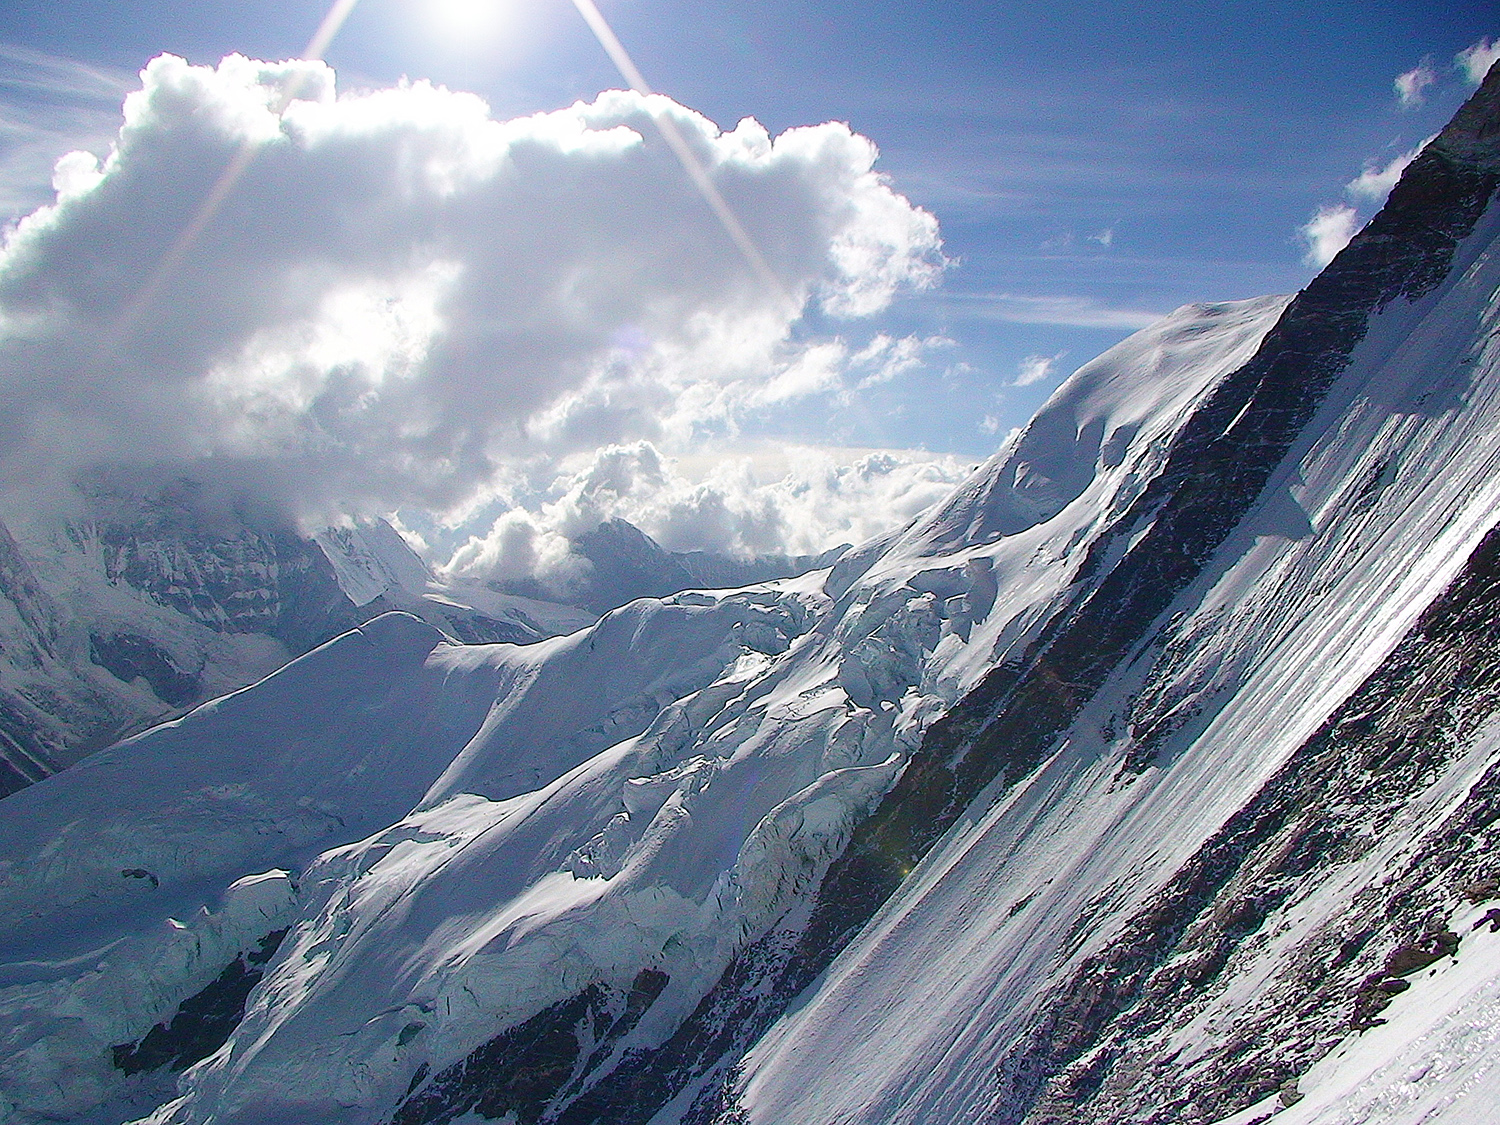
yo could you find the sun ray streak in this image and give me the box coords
[111,0,363,340]
[304,0,362,62]
[569,0,799,319]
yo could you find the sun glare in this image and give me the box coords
[425,0,512,45]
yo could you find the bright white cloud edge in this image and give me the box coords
[938,292,1164,330]
[1394,60,1437,108]
[1456,37,1500,87]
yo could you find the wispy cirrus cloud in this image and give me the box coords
[0,42,134,219]
[939,292,1163,330]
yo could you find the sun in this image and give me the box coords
[424,0,513,45]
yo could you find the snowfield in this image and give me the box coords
[735,179,1500,1125]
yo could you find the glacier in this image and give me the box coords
[1,59,1499,1125]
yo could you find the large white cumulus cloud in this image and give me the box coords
[0,53,942,520]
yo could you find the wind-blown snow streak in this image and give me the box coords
[733,66,1500,1125]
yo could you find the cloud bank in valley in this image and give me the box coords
[0,53,946,569]
[439,439,973,583]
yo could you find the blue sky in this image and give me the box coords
[0,2,1494,572]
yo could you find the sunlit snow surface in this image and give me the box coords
[735,185,1500,1122]
[1215,896,1500,1125]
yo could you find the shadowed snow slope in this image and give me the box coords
[4,68,1500,1125]
[0,500,578,799]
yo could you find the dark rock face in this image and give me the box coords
[0,485,378,794]
[388,969,669,1125]
[91,484,366,653]
[89,632,201,706]
[0,693,62,797]
[0,521,92,795]
[401,70,1500,1125]
[1005,516,1500,1125]
[112,928,290,1076]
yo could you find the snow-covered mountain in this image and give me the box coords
[0,489,356,796]
[475,516,848,617]
[3,62,1500,1125]
[0,486,822,796]
[0,487,547,797]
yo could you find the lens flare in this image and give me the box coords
[423,0,514,46]
[113,0,363,339]
[569,0,797,319]
[116,0,797,346]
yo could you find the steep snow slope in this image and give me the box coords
[0,492,836,800]
[314,522,435,610]
[0,590,819,1122]
[728,69,1500,1125]
[0,520,96,790]
[0,491,376,793]
[0,501,592,797]
[0,285,1286,1125]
